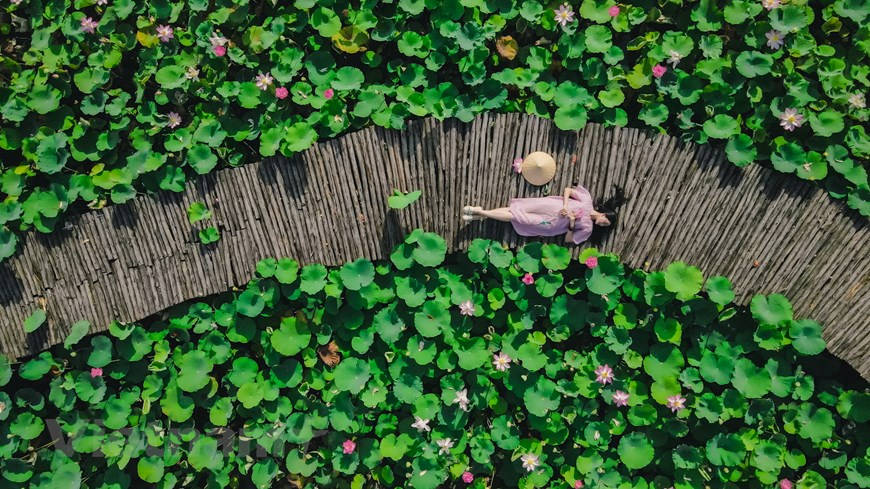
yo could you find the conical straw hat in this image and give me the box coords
[521,152,557,186]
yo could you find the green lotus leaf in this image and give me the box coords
[848,185,870,217]
[412,232,447,267]
[340,258,375,290]
[586,256,624,294]
[837,391,870,423]
[618,432,655,470]
[188,436,223,471]
[271,315,311,356]
[845,456,870,487]
[0,228,18,261]
[275,258,299,284]
[333,358,371,394]
[456,337,489,370]
[28,85,62,114]
[770,142,805,174]
[663,262,703,300]
[579,0,617,22]
[638,103,669,127]
[137,456,165,484]
[750,294,793,325]
[9,412,44,440]
[673,445,703,469]
[735,51,773,78]
[789,319,825,355]
[300,263,328,294]
[0,354,11,387]
[415,301,449,337]
[541,244,571,271]
[797,403,835,443]
[285,448,319,477]
[704,276,735,305]
[36,133,69,175]
[770,5,809,32]
[394,374,423,404]
[725,134,757,167]
[732,358,771,398]
[388,189,422,209]
[187,202,211,224]
[154,65,187,89]
[237,382,264,409]
[703,114,741,139]
[524,377,561,417]
[554,105,589,131]
[23,309,46,333]
[187,144,218,175]
[751,439,785,472]
[88,335,113,368]
[809,110,845,137]
[332,66,365,91]
[176,350,213,392]
[707,433,747,466]
[236,288,265,317]
[644,344,685,379]
[835,0,869,22]
[0,458,33,483]
[585,25,613,53]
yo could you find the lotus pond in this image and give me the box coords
[1,0,868,262]
[0,231,868,488]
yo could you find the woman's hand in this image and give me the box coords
[559,207,571,218]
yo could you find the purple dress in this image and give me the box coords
[510,185,594,245]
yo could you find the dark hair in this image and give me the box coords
[589,185,629,244]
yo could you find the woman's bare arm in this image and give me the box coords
[562,188,573,208]
[565,215,576,243]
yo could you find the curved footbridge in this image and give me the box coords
[1,114,867,376]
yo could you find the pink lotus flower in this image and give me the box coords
[90,368,103,378]
[574,481,585,488]
[522,273,535,285]
[612,390,629,407]
[275,87,289,99]
[779,108,804,131]
[462,472,474,483]
[213,45,227,57]
[766,30,784,50]
[493,352,512,372]
[167,112,182,129]
[512,157,523,173]
[459,300,475,316]
[652,64,667,78]
[342,439,356,454]
[608,5,620,16]
[667,394,687,413]
[81,17,99,34]
[762,0,781,9]
[779,479,793,489]
[553,3,576,26]
[324,88,335,99]
[585,256,598,268]
[156,25,174,43]
[594,364,614,385]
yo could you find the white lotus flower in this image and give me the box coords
[412,416,430,432]
[521,453,541,472]
[436,438,454,455]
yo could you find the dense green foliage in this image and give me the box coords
[1,0,869,261]
[2,231,869,488]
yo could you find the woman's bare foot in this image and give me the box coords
[462,206,484,221]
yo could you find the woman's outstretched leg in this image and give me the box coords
[463,206,512,222]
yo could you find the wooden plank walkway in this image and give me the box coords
[1,114,868,376]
